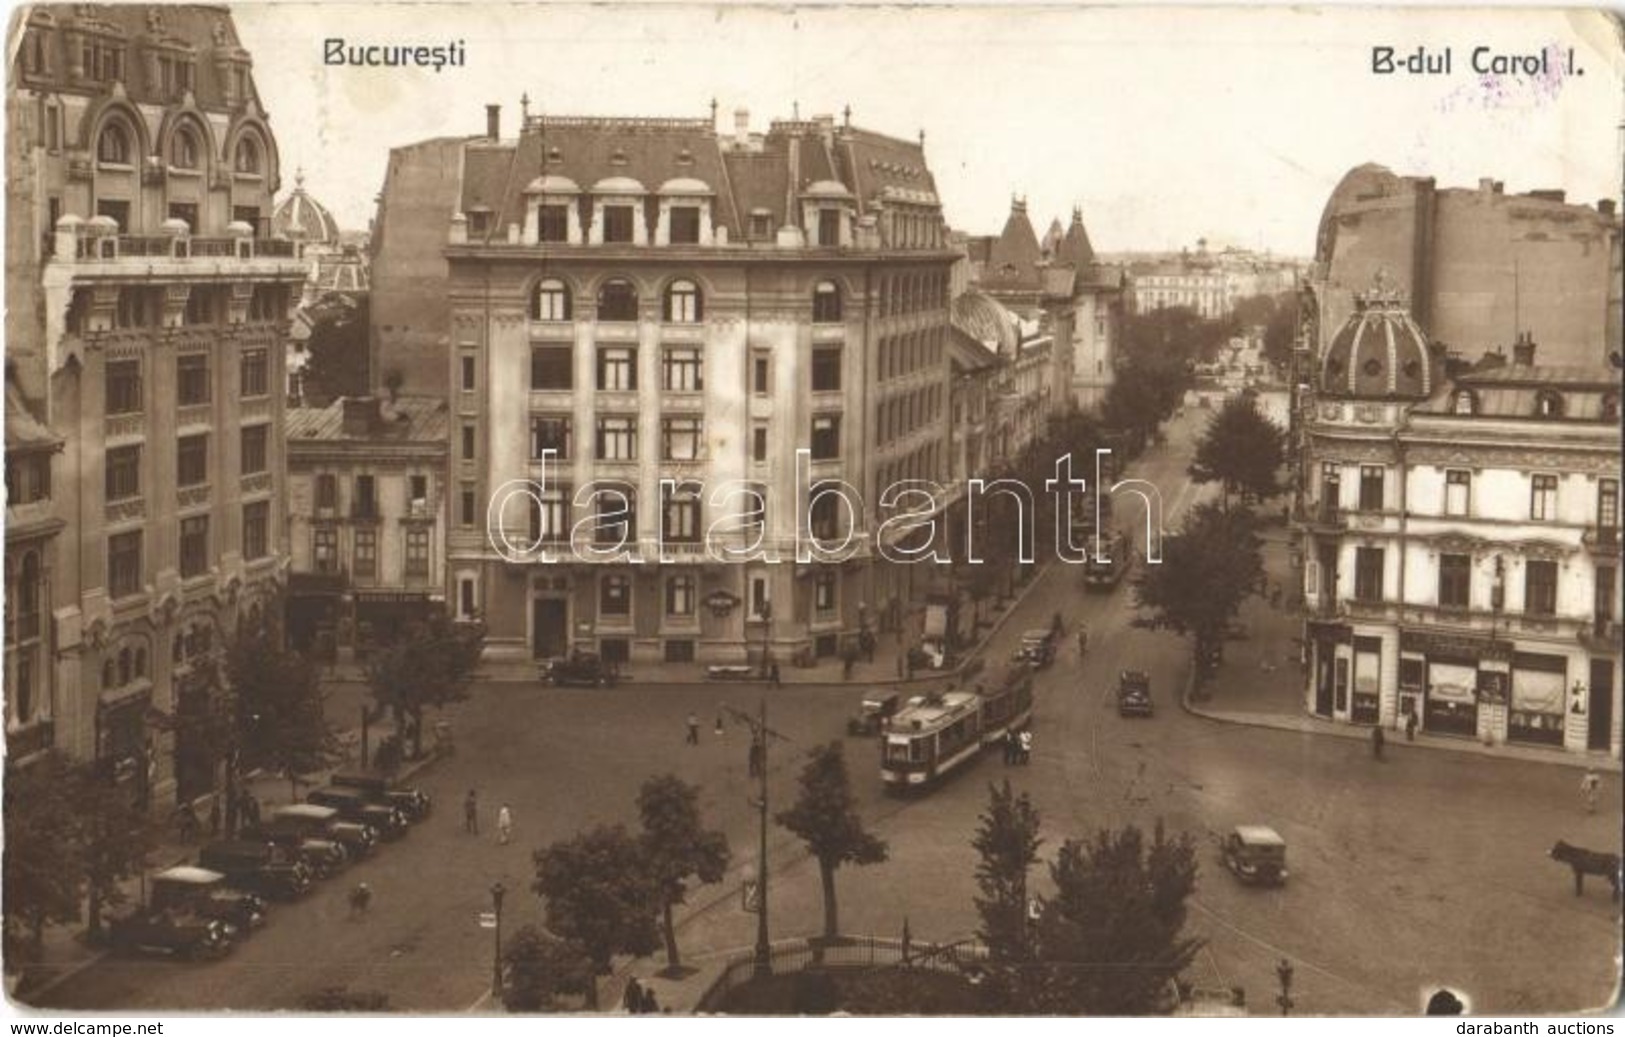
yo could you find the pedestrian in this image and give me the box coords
[861,629,875,663]
[464,789,479,835]
[842,644,858,680]
[1077,626,1089,657]
[208,796,221,837]
[715,713,725,737]
[686,712,700,745]
[770,661,782,687]
[748,739,765,778]
[1019,729,1033,765]
[641,986,660,1014]
[622,977,643,1014]
[1404,708,1418,743]
[1580,768,1602,814]
[1371,724,1385,761]
[348,882,372,919]
[498,803,513,845]
[1003,729,1016,766]
[1051,611,1064,637]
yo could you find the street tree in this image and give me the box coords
[972,780,1044,962]
[1261,293,1300,371]
[2,753,85,966]
[225,610,334,808]
[776,741,889,939]
[637,774,731,971]
[299,293,370,404]
[365,608,485,759]
[76,763,162,940]
[1026,821,1203,1014]
[500,925,595,1012]
[1132,502,1264,680]
[532,824,660,1009]
[1187,396,1286,510]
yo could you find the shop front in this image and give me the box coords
[1307,620,1351,719]
[1508,652,1567,748]
[1402,630,1512,739]
[353,590,440,656]
[286,571,345,661]
[1351,635,1382,724]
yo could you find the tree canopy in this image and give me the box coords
[365,608,484,758]
[532,824,660,1009]
[3,753,87,966]
[777,741,888,939]
[1187,395,1286,509]
[226,610,333,799]
[1132,501,1264,677]
[972,780,1043,963]
[299,293,370,404]
[500,926,595,1012]
[637,774,731,970]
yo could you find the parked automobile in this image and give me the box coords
[329,771,432,822]
[198,840,313,900]
[1221,825,1289,886]
[540,650,620,687]
[107,907,233,961]
[306,787,409,841]
[242,818,348,878]
[1117,669,1154,717]
[256,804,376,860]
[846,692,901,736]
[148,866,266,934]
[1012,629,1057,669]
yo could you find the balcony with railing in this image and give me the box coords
[1292,498,1347,533]
[1582,526,1620,557]
[48,216,306,279]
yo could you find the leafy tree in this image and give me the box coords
[776,741,888,939]
[532,825,660,1009]
[2,753,85,967]
[76,764,162,940]
[299,293,370,404]
[1187,396,1286,510]
[1261,293,1300,371]
[226,610,334,807]
[500,925,595,1012]
[637,775,730,970]
[1132,502,1264,681]
[1025,822,1203,1015]
[972,781,1043,963]
[365,608,485,758]
[1228,293,1279,331]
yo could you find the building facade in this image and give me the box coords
[5,5,304,803]
[1296,289,1622,758]
[370,104,957,665]
[4,386,65,767]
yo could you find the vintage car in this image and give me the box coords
[541,650,621,687]
[704,664,758,682]
[1012,629,1057,669]
[107,907,234,961]
[307,787,410,840]
[257,804,376,860]
[1117,670,1154,717]
[846,692,901,736]
[1221,825,1289,886]
[330,772,432,822]
[243,818,348,878]
[148,866,267,934]
[198,840,313,900]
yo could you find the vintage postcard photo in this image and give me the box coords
[2,1,1622,1021]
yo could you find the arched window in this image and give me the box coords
[532,278,572,321]
[134,646,147,678]
[234,134,261,174]
[813,280,842,324]
[1535,390,1564,418]
[663,279,702,323]
[597,278,639,322]
[170,127,199,169]
[118,647,133,686]
[97,122,131,164]
[1452,390,1476,415]
[103,660,117,690]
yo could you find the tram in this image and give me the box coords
[1083,529,1131,590]
[880,666,1034,792]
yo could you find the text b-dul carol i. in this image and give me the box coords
[1371,45,1582,77]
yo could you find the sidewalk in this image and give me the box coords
[1182,533,1621,774]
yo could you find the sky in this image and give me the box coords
[235,4,1625,255]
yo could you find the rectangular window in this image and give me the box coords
[810,484,840,541]
[106,359,143,415]
[460,487,476,528]
[354,474,376,519]
[239,349,268,398]
[1358,465,1385,511]
[240,425,268,475]
[662,348,704,391]
[669,206,701,245]
[313,526,339,574]
[177,435,208,487]
[243,502,269,560]
[666,575,696,616]
[460,578,477,618]
[353,528,378,579]
[1531,474,1558,520]
[461,425,476,461]
[531,347,573,390]
[594,487,636,544]
[538,204,569,243]
[1320,462,1341,515]
[750,212,772,240]
[1524,560,1558,616]
[596,347,637,391]
[105,445,141,501]
[1600,478,1620,530]
[601,574,632,616]
[752,355,770,395]
[752,425,769,463]
[814,570,836,613]
[811,415,841,460]
[108,531,142,598]
[662,417,703,461]
[1598,566,1617,623]
[179,516,209,578]
[460,355,476,392]
[596,417,637,461]
[532,484,572,543]
[409,475,428,509]
[603,205,634,244]
[1354,547,1384,602]
[404,528,430,579]
[1444,469,1470,517]
[1438,553,1471,609]
[315,473,338,511]
[662,486,702,543]
[531,416,572,460]
[177,354,210,406]
[812,346,842,392]
[750,575,770,619]
[817,209,840,247]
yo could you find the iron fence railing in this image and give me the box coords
[694,935,989,1012]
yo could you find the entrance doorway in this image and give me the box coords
[1313,642,1334,717]
[1589,659,1615,752]
[532,598,568,659]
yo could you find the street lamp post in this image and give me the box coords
[1276,958,1295,1016]
[721,698,780,979]
[491,881,506,1001]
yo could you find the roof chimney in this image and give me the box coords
[341,396,381,437]
[734,107,750,141]
[1600,199,1617,216]
[1512,331,1536,367]
[486,104,501,141]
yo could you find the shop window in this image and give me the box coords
[1508,653,1566,747]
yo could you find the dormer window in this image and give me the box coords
[817,209,841,247]
[1452,389,1476,415]
[749,210,772,240]
[1535,390,1564,418]
[603,206,635,244]
[97,122,131,165]
[669,206,701,245]
[538,204,569,243]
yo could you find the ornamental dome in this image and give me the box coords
[271,169,340,245]
[1320,279,1433,399]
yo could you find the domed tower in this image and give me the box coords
[1318,274,1434,400]
[271,169,341,246]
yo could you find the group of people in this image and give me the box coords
[621,977,662,1014]
[463,789,514,845]
[176,788,264,841]
[1002,727,1033,766]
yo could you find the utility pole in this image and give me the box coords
[720,698,788,979]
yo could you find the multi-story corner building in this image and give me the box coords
[283,395,449,661]
[1296,286,1621,758]
[4,5,304,803]
[370,104,956,665]
[4,385,64,767]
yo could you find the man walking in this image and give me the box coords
[686,713,700,745]
[748,738,764,779]
[1371,724,1385,761]
[1404,707,1418,743]
[1019,729,1033,765]
[497,803,513,845]
[1580,768,1602,814]
[464,789,479,834]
